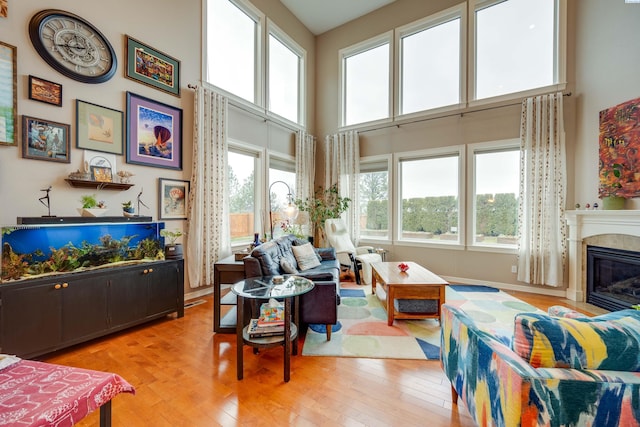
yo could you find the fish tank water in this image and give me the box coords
[1,221,167,282]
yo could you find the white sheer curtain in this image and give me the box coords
[517,92,567,287]
[187,86,232,288]
[295,130,315,205]
[325,130,360,242]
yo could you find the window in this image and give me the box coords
[474,0,557,100]
[206,0,260,103]
[399,6,463,115]
[268,28,304,124]
[228,148,260,244]
[471,142,520,248]
[359,157,390,240]
[341,33,392,127]
[268,157,296,239]
[398,149,463,244]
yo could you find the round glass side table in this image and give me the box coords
[231,275,314,383]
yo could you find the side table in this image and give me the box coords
[213,255,246,333]
[232,276,314,383]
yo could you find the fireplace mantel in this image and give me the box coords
[565,210,640,301]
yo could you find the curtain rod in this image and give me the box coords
[188,83,301,133]
[359,92,572,134]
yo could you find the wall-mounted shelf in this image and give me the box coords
[64,179,133,190]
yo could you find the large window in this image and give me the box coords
[341,34,391,127]
[206,0,259,103]
[359,157,390,240]
[268,29,303,124]
[471,142,520,248]
[228,148,260,244]
[268,157,296,239]
[398,149,463,244]
[399,6,463,115]
[474,0,557,100]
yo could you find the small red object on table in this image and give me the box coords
[398,262,410,272]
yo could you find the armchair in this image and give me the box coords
[324,219,382,285]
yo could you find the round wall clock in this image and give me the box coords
[29,9,117,84]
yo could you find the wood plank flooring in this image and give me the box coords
[41,290,599,427]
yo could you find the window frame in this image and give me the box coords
[467,139,520,254]
[394,146,466,249]
[395,3,467,119]
[358,154,392,243]
[339,31,394,129]
[267,152,297,239]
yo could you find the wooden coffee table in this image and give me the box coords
[371,261,448,325]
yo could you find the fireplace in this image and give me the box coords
[587,245,640,311]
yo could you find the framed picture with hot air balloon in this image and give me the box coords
[76,99,123,155]
[125,91,182,170]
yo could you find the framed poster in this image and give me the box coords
[0,1,6,18]
[125,35,180,97]
[29,75,62,106]
[76,100,123,155]
[0,41,16,146]
[22,115,70,163]
[159,178,189,220]
[126,91,182,170]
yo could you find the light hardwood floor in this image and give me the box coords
[42,290,597,427]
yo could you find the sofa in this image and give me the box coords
[441,301,640,426]
[243,234,341,340]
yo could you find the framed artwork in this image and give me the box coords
[22,115,70,163]
[126,91,182,170]
[159,178,189,220]
[76,100,123,155]
[125,35,180,97]
[84,150,117,180]
[91,166,112,182]
[0,41,16,146]
[0,0,6,18]
[28,75,62,106]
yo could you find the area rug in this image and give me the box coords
[301,283,540,360]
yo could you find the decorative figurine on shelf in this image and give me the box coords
[137,188,149,215]
[593,202,599,210]
[585,203,591,210]
[117,170,134,184]
[39,186,54,217]
[575,203,581,209]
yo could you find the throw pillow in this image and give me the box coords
[280,257,299,274]
[292,242,321,271]
[513,310,640,371]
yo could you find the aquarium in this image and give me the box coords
[1,221,166,282]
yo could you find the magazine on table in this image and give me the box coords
[248,319,284,337]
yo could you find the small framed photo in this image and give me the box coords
[28,75,62,107]
[126,91,182,170]
[91,165,112,182]
[76,99,123,155]
[125,35,180,97]
[22,115,70,163]
[159,178,189,220]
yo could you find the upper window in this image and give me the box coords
[341,34,392,127]
[268,27,304,124]
[470,142,520,248]
[399,6,463,115]
[206,0,260,103]
[359,157,390,241]
[268,157,296,239]
[474,0,557,100]
[228,148,260,245]
[398,148,463,245]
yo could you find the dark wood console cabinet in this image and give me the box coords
[0,259,184,358]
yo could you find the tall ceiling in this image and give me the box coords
[279,0,396,35]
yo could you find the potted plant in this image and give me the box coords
[294,183,350,246]
[599,162,626,210]
[78,194,108,217]
[160,228,184,259]
[121,201,134,216]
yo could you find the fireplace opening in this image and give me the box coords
[587,245,640,312]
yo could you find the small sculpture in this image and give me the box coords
[137,188,149,214]
[39,186,54,217]
[117,170,134,184]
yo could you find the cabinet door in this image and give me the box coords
[147,261,180,316]
[0,281,62,357]
[108,268,148,329]
[61,276,109,344]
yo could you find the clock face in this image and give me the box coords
[29,9,117,84]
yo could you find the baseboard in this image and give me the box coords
[442,276,567,297]
[185,287,213,302]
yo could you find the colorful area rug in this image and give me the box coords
[301,283,540,360]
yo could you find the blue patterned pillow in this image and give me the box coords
[513,310,640,371]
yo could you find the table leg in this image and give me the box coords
[236,295,244,380]
[372,271,377,295]
[99,401,112,427]
[284,297,291,383]
[292,295,299,356]
[387,285,394,326]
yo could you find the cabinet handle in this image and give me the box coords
[148,268,154,273]
[143,269,149,274]
[54,284,61,290]
[62,283,69,288]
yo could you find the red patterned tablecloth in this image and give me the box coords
[0,359,135,426]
